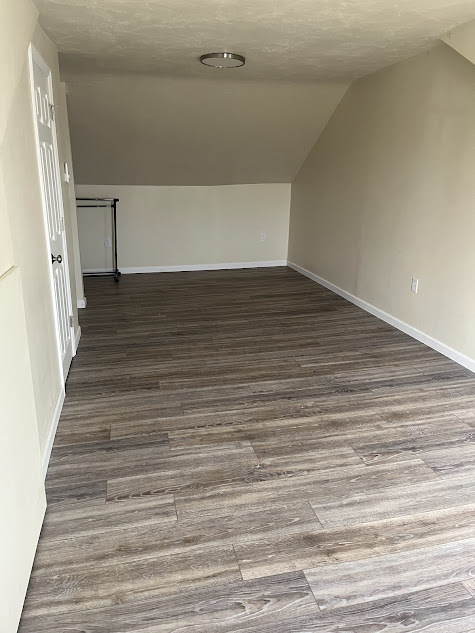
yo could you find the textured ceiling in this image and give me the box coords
[35,0,475,81]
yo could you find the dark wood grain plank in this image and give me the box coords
[174,459,437,516]
[23,545,241,617]
[305,537,475,610]
[20,268,475,633]
[421,444,475,478]
[311,473,475,527]
[205,584,475,633]
[18,571,320,633]
[32,503,318,572]
[41,494,177,540]
[234,505,475,579]
[107,441,257,500]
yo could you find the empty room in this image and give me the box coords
[2,0,475,631]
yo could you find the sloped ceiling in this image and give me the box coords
[441,19,475,66]
[64,74,348,185]
[34,0,475,185]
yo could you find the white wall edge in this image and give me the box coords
[42,387,65,479]
[288,260,475,374]
[83,261,288,274]
[77,297,87,308]
[74,326,81,351]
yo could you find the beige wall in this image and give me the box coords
[2,23,80,454]
[0,0,38,277]
[3,37,62,452]
[442,19,475,66]
[0,1,74,630]
[57,82,85,310]
[289,44,475,362]
[0,267,46,633]
[0,0,38,144]
[32,26,83,329]
[76,184,291,271]
[65,72,347,186]
[1,5,83,628]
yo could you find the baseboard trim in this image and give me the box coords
[82,261,288,275]
[77,297,87,308]
[288,260,475,374]
[42,388,65,478]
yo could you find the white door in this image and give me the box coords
[30,47,74,380]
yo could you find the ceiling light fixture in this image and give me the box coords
[200,52,245,69]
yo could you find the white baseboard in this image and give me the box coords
[42,388,65,478]
[77,297,87,308]
[83,261,288,275]
[288,260,475,374]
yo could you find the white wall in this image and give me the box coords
[3,23,80,454]
[1,3,83,629]
[442,19,475,65]
[0,267,46,633]
[57,82,85,309]
[0,1,75,630]
[76,184,291,271]
[288,44,475,366]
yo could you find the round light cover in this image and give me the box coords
[200,52,245,68]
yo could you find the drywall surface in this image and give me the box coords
[57,82,85,310]
[0,0,37,277]
[288,44,475,361]
[0,0,38,143]
[441,19,475,66]
[75,184,290,270]
[0,267,46,633]
[0,7,46,633]
[0,5,59,631]
[0,167,14,279]
[37,0,475,81]
[3,16,82,460]
[3,23,79,455]
[2,27,60,455]
[65,73,347,186]
[32,26,83,328]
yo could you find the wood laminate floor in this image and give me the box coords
[19,267,475,633]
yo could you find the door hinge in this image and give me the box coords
[69,315,74,328]
[50,103,56,121]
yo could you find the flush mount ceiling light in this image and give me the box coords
[200,52,245,68]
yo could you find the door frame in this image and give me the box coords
[27,44,76,385]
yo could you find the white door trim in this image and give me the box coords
[28,44,75,385]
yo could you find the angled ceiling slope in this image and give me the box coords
[441,19,475,66]
[65,75,348,185]
[34,0,475,185]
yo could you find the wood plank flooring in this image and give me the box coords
[19,267,475,632]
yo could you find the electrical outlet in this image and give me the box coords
[104,238,112,248]
[260,232,266,242]
[411,278,419,293]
